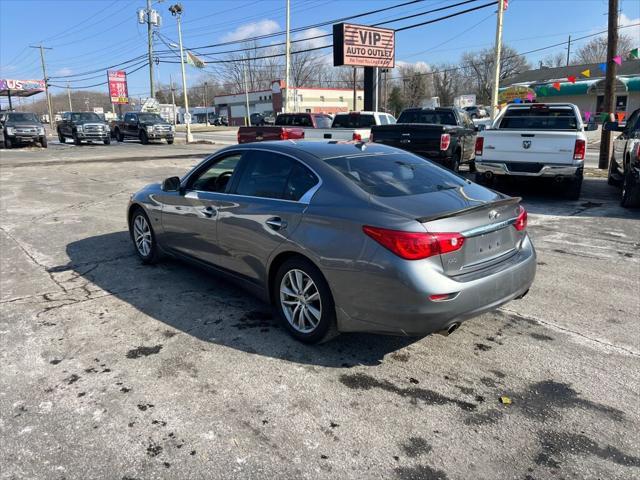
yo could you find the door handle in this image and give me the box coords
[200,206,217,217]
[266,217,287,230]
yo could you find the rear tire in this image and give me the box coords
[450,152,461,172]
[139,130,149,145]
[564,177,582,200]
[468,160,477,173]
[103,138,111,145]
[273,257,338,344]
[116,129,124,142]
[129,208,160,264]
[608,156,622,186]
[474,172,489,186]
[166,138,174,145]
[621,169,640,208]
[40,136,48,148]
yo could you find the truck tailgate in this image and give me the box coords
[481,130,578,164]
[372,124,446,151]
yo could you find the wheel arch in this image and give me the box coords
[267,250,324,305]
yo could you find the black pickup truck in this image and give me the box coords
[371,107,477,172]
[57,111,111,145]
[112,112,174,145]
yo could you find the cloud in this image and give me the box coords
[222,19,280,43]
[293,27,331,50]
[54,67,73,76]
[619,12,640,28]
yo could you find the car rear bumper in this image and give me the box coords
[329,235,536,336]
[476,160,583,177]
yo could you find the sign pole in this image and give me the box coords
[490,0,505,121]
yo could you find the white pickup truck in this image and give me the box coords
[474,103,597,199]
[304,111,395,142]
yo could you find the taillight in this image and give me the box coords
[280,130,289,140]
[513,206,527,231]
[353,132,362,141]
[237,131,241,143]
[573,139,586,160]
[363,226,464,260]
[475,137,484,156]
[440,133,451,151]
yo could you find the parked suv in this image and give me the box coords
[1,112,47,148]
[57,111,110,145]
[113,112,174,144]
[606,108,640,207]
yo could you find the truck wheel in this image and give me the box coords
[450,152,460,172]
[116,129,124,142]
[468,160,477,173]
[4,136,12,149]
[58,130,65,143]
[73,133,81,146]
[564,177,582,200]
[41,136,48,148]
[607,156,622,186]
[103,137,111,145]
[474,172,488,185]
[139,130,149,145]
[621,169,640,208]
[166,138,174,145]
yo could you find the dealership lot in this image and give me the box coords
[1,143,639,479]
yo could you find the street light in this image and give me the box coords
[169,3,192,143]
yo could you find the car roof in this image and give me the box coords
[232,140,401,160]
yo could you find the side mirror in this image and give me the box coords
[585,122,599,131]
[162,176,181,192]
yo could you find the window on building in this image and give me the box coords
[339,96,344,103]
[320,96,325,102]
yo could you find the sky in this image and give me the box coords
[0,0,638,107]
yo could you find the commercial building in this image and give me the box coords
[502,60,640,119]
[214,80,364,126]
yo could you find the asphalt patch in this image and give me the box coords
[400,436,432,457]
[395,464,449,480]
[126,345,163,359]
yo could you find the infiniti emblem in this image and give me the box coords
[488,210,500,220]
[522,140,532,149]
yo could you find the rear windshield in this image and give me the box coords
[332,114,376,128]
[499,106,578,130]
[314,115,332,128]
[325,152,465,197]
[398,110,457,125]
[71,112,102,122]
[7,112,39,122]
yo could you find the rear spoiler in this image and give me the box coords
[417,196,521,223]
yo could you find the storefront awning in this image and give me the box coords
[534,79,598,97]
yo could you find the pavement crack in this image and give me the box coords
[498,307,640,358]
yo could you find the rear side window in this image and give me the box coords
[332,114,376,128]
[325,153,465,197]
[499,106,578,130]
[234,151,318,201]
[398,110,457,125]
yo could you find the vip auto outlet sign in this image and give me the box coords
[333,23,395,68]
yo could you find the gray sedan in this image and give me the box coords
[128,142,536,343]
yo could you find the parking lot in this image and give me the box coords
[1,142,639,479]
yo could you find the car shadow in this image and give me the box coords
[63,231,418,367]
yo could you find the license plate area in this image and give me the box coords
[465,228,515,264]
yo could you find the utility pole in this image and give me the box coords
[566,35,572,66]
[284,0,291,113]
[598,0,619,169]
[169,3,192,142]
[30,45,54,128]
[204,81,209,125]
[490,0,505,121]
[147,0,154,98]
[170,75,177,125]
[66,82,73,111]
[352,67,357,110]
[243,61,251,126]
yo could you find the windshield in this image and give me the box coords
[398,110,457,125]
[325,152,465,197]
[314,116,332,128]
[138,113,163,123]
[71,112,102,123]
[7,112,39,123]
[499,106,578,130]
[332,114,376,128]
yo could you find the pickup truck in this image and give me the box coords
[304,111,395,142]
[113,112,174,145]
[474,103,596,199]
[605,107,640,207]
[0,111,47,148]
[237,112,331,143]
[370,107,476,172]
[57,111,110,145]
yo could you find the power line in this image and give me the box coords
[50,61,149,90]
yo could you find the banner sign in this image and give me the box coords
[333,23,395,68]
[107,70,129,104]
[0,79,45,92]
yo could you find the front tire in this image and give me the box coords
[130,209,160,264]
[166,138,174,145]
[58,130,65,143]
[73,133,81,146]
[139,130,149,145]
[5,136,13,149]
[103,137,111,145]
[116,129,124,142]
[621,169,640,208]
[274,257,337,344]
[40,136,48,148]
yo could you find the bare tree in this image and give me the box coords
[573,34,634,65]
[432,64,467,106]
[541,51,567,68]
[397,64,433,108]
[461,44,530,104]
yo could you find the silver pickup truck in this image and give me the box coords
[1,111,48,148]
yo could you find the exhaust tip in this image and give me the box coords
[437,323,460,336]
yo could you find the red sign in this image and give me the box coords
[107,70,129,104]
[333,23,395,68]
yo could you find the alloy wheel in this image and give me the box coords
[133,214,152,257]
[279,269,322,333]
